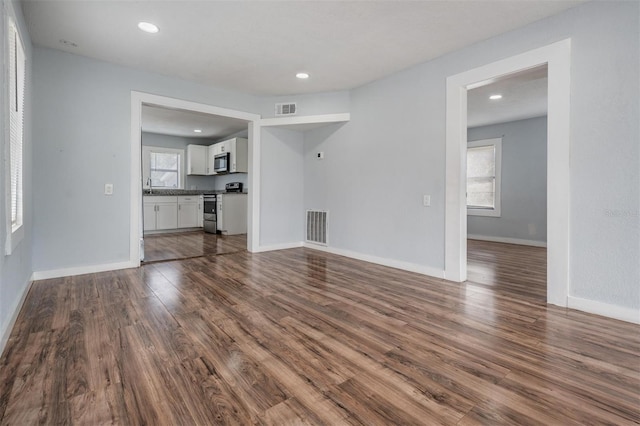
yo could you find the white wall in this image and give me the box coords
[32,48,257,273]
[259,128,304,246]
[302,2,639,311]
[467,116,547,244]
[0,0,33,353]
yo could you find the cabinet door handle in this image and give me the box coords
[179,205,181,210]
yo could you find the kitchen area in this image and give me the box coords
[141,105,250,263]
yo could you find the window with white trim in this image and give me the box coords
[142,146,184,189]
[467,138,502,217]
[5,19,25,254]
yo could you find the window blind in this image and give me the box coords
[9,21,25,229]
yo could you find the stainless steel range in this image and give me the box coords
[203,194,217,233]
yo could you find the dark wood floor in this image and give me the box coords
[142,231,246,263]
[1,241,638,424]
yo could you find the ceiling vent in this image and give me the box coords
[275,102,297,116]
[306,210,328,245]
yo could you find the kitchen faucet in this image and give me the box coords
[147,177,153,194]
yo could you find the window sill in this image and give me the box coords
[467,208,501,218]
[5,223,24,255]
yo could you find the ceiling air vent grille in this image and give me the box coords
[275,102,297,116]
[306,210,328,245]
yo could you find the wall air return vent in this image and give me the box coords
[306,210,328,245]
[275,102,297,116]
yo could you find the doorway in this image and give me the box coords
[465,66,548,302]
[444,39,571,307]
[129,92,261,267]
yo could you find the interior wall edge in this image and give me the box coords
[467,234,547,248]
[0,278,33,358]
[31,260,138,281]
[303,243,445,279]
[567,296,640,325]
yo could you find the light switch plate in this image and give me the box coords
[105,183,114,195]
[423,195,431,206]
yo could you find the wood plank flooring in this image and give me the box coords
[142,231,246,263]
[1,241,638,425]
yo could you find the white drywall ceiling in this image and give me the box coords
[23,1,582,96]
[142,105,248,138]
[468,65,548,128]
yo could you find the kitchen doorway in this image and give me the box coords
[129,92,261,267]
[444,39,570,307]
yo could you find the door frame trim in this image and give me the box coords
[130,92,261,266]
[444,39,571,306]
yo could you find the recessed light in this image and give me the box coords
[489,94,503,100]
[193,129,202,133]
[138,22,159,34]
[296,72,310,79]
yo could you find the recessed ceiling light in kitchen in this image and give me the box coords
[296,72,310,79]
[138,22,159,34]
[193,129,202,133]
[489,94,503,100]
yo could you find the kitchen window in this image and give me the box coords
[142,146,184,189]
[5,18,26,255]
[467,138,502,217]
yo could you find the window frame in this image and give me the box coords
[4,17,26,255]
[141,146,185,190]
[466,138,502,217]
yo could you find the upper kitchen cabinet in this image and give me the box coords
[186,144,207,175]
[226,137,248,173]
[209,137,248,174]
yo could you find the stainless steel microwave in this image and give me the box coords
[214,152,230,173]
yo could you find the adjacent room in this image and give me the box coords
[140,105,249,263]
[1,1,638,424]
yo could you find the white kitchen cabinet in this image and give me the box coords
[144,196,178,231]
[143,200,157,232]
[216,193,247,235]
[227,138,248,173]
[187,145,207,175]
[209,137,248,174]
[197,195,204,227]
[177,196,200,228]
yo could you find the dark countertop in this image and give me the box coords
[143,189,248,196]
[143,189,222,196]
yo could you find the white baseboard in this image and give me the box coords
[254,242,304,253]
[567,296,640,324]
[0,278,33,357]
[303,242,445,279]
[31,260,139,281]
[468,234,547,247]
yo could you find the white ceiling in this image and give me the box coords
[141,105,248,139]
[467,65,548,128]
[23,0,582,96]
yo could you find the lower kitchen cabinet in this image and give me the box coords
[177,196,200,228]
[216,193,247,235]
[197,195,204,227]
[144,196,178,231]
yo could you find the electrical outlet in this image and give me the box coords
[317,152,325,160]
[105,183,113,195]
[423,195,431,206]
